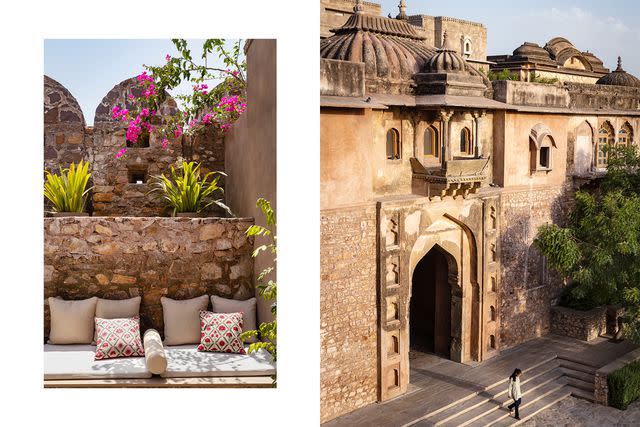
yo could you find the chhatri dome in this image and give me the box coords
[596,57,640,87]
[320,0,436,82]
[425,31,471,74]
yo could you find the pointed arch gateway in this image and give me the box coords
[377,206,484,402]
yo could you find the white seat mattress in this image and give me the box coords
[44,344,151,380]
[161,345,276,377]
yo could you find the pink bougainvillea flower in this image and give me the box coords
[128,94,135,100]
[173,125,183,138]
[202,114,212,125]
[140,108,150,117]
[165,54,171,61]
[162,138,168,149]
[115,148,127,158]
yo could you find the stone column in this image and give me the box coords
[439,110,453,169]
[472,111,486,158]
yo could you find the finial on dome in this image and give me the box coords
[441,30,456,51]
[396,0,407,20]
[354,0,364,14]
[617,56,623,71]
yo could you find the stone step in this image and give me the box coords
[464,380,568,427]
[557,359,597,375]
[424,367,563,426]
[565,376,594,393]
[439,380,566,427]
[556,354,600,369]
[566,385,595,402]
[403,355,559,426]
[559,366,595,383]
[488,386,572,426]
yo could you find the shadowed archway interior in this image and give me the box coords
[410,246,451,358]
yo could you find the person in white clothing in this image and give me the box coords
[507,368,523,420]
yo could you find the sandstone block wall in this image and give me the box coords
[499,184,574,349]
[550,306,606,341]
[44,216,254,340]
[320,204,378,423]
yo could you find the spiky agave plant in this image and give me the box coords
[149,161,233,216]
[44,160,92,213]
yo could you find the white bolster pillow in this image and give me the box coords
[143,329,167,375]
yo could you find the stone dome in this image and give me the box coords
[320,1,436,81]
[512,42,551,60]
[596,57,640,87]
[425,31,469,74]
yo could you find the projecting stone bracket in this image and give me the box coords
[411,157,489,199]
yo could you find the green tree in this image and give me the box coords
[240,198,277,383]
[534,145,640,342]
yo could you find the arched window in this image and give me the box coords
[529,123,556,172]
[424,126,439,158]
[386,128,401,160]
[460,127,472,155]
[619,122,633,146]
[490,306,496,321]
[597,122,614,168]
[489,335,496,350]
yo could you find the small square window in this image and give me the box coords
[127,166,148,184]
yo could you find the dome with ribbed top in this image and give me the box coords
[596,57,640,87]
[425,31,469,74]
[320,0,436,83]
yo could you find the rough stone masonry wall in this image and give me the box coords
[321,204,378,423]
[550,306,606,341]
[499,184,575,349]
[44,216,254,340]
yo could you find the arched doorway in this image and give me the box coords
[410,247,451,358]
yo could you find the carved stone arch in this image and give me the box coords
[619,121,634,146]
[573,120,594,174]
[529,123,556,149]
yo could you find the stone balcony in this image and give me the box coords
[411,157,490,199]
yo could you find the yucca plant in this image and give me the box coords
[149,161,232,216]
[44,160,92,213]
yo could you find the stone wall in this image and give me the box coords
[91,78,182,216]
[44,76,87,174]
[44,216,254,340]
[594,348,640,406]
[499,184,574,349]
[320,59,365,97]
[224,39,277,329]
[320,204,378,423]
[566,82,640,111]
[492,80,569,108]
[44,76,229,217]
[550,306,606,341]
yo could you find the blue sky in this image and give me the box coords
[44,39,241,125]
[379,0,639,75]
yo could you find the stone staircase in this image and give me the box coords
[406,355,599,427]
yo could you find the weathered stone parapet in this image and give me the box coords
[44,216,254,340]
[550,305,606,341]
[594,347,640,406]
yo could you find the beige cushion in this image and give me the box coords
[143,329,167,375]
[94,297,141,342]
[211,296,258,343]
[161,295,209,345]
[48,297,98,344]
[96,296,141,318]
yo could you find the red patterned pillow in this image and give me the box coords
[197,311,246,354]
[94,316,145,360]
